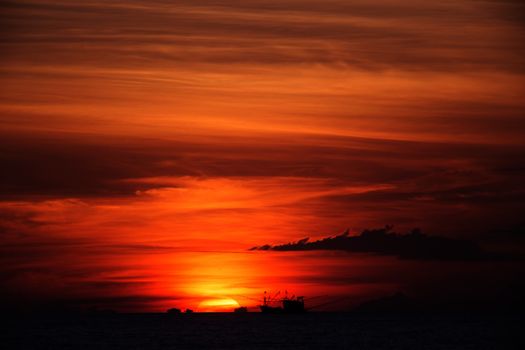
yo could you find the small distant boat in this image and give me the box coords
[234,306,248,313]
[167,308,181,314]
[259,291,306,314]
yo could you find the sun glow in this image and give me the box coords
[198,298,241,312]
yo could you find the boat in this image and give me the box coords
[259,291,305,313]
[234,306,248,313]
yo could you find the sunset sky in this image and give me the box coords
[1,0,524,312]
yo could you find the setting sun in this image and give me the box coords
[198,298,240,313]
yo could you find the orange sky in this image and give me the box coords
[1,0,524,312]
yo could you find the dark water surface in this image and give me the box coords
[3,313,523,349]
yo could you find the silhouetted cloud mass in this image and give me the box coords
[251,226,503,261]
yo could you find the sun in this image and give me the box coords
[197,298,240,312]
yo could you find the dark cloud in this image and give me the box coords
[1,0,523,71]
[1,129,523,196]
[251,226,517,261]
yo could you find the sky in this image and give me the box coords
[1,0,524,312]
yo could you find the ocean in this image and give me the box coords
[2,312,522,349]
